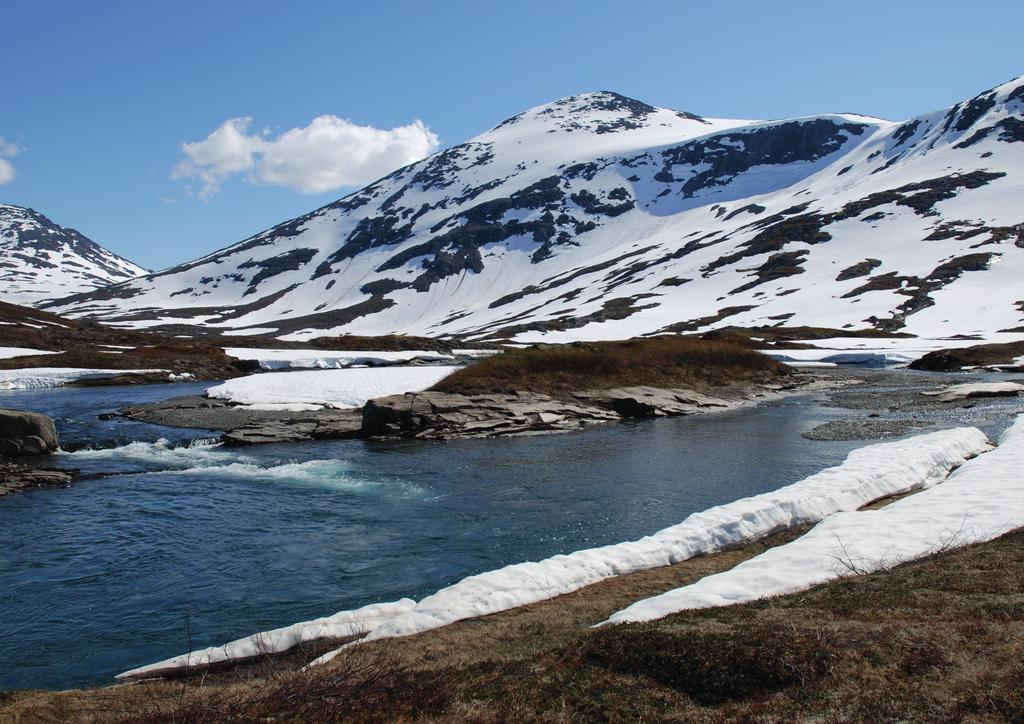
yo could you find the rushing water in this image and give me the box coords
[0,381,923,690]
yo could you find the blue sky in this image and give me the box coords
[2,0,1021,270]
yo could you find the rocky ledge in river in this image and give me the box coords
[120,396,363,446]
[0,462,77,496]
[361,386,752,439]
[121,379,816,444]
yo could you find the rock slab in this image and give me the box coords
[361,387,735,440]
[0,462,77,496]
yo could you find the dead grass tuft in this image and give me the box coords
[582,621,838,704]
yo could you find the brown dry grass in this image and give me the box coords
[431,336,789,397]
[8,524,1022,722]
[909,340,1024,371]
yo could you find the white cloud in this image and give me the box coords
[173,115,439,200]
[172,118,265,201]
[0,138,18,185]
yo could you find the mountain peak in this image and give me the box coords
[493,90,708,135]
[0,203,147,307]
[42,75,1024,344]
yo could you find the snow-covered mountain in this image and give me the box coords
[0,204,147,306]
[46,77,1024,342]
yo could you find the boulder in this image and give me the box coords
[0,409,59,457]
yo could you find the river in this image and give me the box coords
[0,380,922,689]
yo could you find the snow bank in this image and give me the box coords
[221,327,278,336]
[222,347,455,370]
[452,349,499,358]
[0,367,166,390]
[921,381,1024,402]
[0,346,57,360]
[205,366,461,410]
[766,350,915,367]
[120,427,986,680]
[325,427,985,652]
[604,416,1024,625]
[783,361,837,368]
[116,599,416,680]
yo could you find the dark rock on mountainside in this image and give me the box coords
[836,259,882,281]
[653,119,865,198]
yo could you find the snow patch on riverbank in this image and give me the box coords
[206,366,461,410]
[762,335,1024,368]
[605,415,1024,624]
[222,347,456,370]
[116,426,989,680]
[0,367,167,389]
[115,600,416,681]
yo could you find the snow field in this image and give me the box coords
[205,365,462,410]
[117,426,988,679]
[604,415,1024,625]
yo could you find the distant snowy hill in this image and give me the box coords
[0,204,147,306]
[46,77,1024,342]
